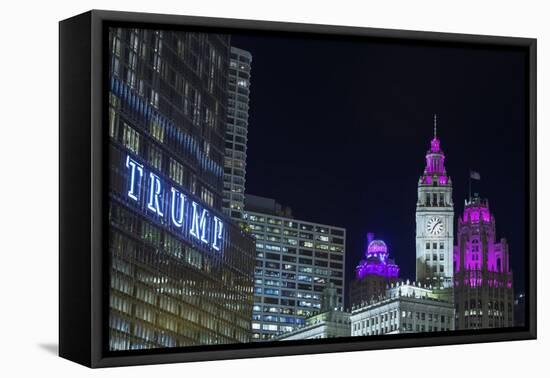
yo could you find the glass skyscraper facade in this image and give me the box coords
[223,47,253,219]
[244,195,346,340]
[107,27,256,351]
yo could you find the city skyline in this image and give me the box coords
[106,26,527,350]
[241,122,519,309]
[232,32,527,300]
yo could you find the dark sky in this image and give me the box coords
[230,31,528,303]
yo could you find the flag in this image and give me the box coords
[470,170,481,180]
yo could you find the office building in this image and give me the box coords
[245,194,346,340]
[107,28,256,350]
[223,47,253,219]
[453,196,514,329]
[350,233,400,307]
[351,282,455,336]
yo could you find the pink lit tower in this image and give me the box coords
[350,232,399,307]
[454,195,514,329]
[415,115,454,291]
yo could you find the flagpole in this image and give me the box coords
[469,171,481,200]
[469,171,471,201]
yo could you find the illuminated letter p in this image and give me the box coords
[212,216,224,251]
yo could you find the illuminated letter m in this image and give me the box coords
[190,202,209,244]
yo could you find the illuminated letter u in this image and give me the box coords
[170,187,186,227]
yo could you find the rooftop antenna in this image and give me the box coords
[433,113,437,138]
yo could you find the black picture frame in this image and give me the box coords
[59,9,537,368]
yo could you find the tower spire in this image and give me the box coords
[433,113,437,138]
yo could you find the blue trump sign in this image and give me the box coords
[125,154,224,252]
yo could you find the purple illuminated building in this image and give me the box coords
[350,233,399,307]
[453,196,514,329]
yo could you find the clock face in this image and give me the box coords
[426,216,444,235]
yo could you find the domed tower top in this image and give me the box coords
[356,233,399,280]
[366,239,389,262]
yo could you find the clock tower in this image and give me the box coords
[415,115,454,288]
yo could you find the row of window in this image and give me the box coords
[426,265,446,273]
[426,253,445,261]
[255,267,337,277]
[426,241,445,249]
[256,246,343,260]
[256,241,344,254]
[250,225,343,242]
[254,279,341,292]
[252,305,317,318]
[423,192,449,207]
[254,287,329,300]
[253,234,344,248]
[246,215,345,235]
[354,310,450,328]
[257,251,343,265]
[251,315,302,324]
[255,258,344,272]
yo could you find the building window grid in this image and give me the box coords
[249,215,345,339]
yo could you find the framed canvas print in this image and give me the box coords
[59,10,536,368]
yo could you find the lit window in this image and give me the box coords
[150,118,164,142]
[148,144,162,170]
[122,123,140,153]
[150,89,159,108]
[201,187,214,207]
[169,158,185,186]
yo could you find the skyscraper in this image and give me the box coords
[107,28,256,350]
[415,116,454,289]
[223,47,253,220]
[454,196,514,329]
[244,194,346,341]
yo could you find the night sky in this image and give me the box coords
[230,31,528,305]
